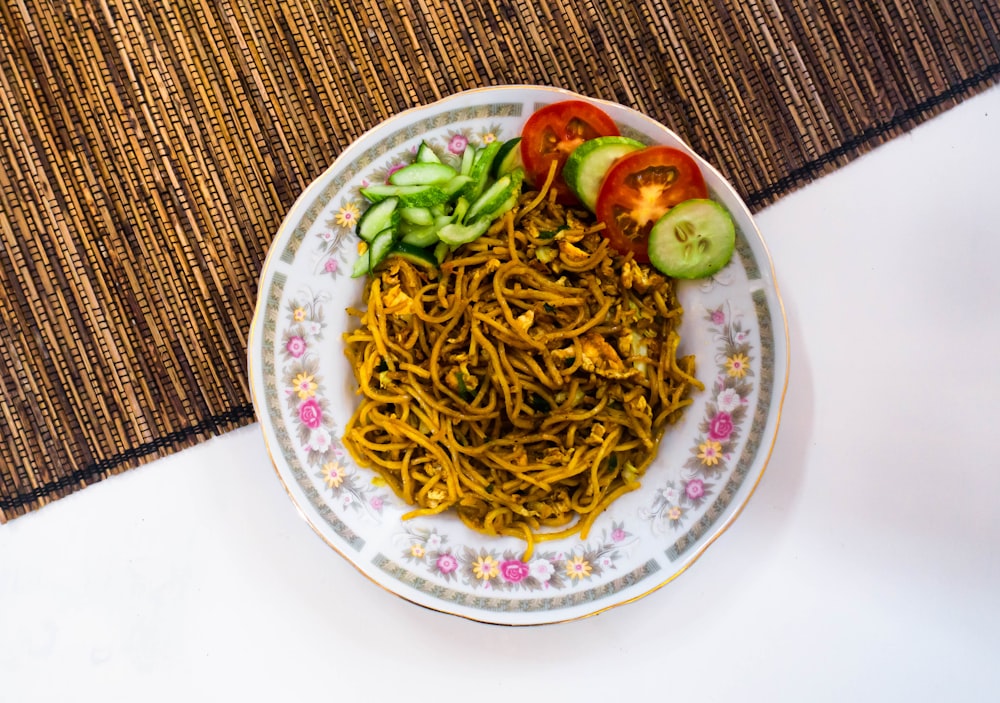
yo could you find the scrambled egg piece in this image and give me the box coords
[445,363,479,394]
[381,284,414,316]
[578,332,638,379]
[620,260,663,293]
[541,446,568,465]
[626,393,650,419]
[534,245,557,264]
[425,486,448,508]
[553,226,586,243]
[513,309,535,333]
[558,239,590,262]
[585,422,607,446]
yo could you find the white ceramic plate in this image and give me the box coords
[248,85,788,625]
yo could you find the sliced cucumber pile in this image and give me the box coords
[352,139,524,278]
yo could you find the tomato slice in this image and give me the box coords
[595,146,708,262]
[520,101,620,205]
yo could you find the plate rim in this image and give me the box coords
[247,84,790,625]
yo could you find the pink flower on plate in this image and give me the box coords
[298,398,323,429]
[286,336,306,358]
[324,258,338,274]
[708,412,734,441]
[685,478,706,500]
[611,527,627,542]
[385,163,405,182]
[436,553,459,574]
[370,496,384,512]
[499,560,530,583]
[711,307,726,325]
[448,133,468,155]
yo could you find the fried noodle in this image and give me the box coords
[343,180,702,559]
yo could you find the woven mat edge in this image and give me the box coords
[3,64,999,523]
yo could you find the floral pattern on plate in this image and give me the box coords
[397,523,638,592]
[278,286,391,521]
[641,300,754,534]
[249,85,787,625]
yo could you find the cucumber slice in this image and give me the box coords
[351,248,372,278]
[396,218,420,236]
[367,227,399,273]
[399,206,434,226]
[360,184,450,208]
[401,213,456,248]
[437,218,491,247]
[465,168,523,224]
[460,145,476,175]
[399,224,441,247]
[491,137,523,178]
[433,241,450,265]
[451,196,469,223]
[647,199,736,279]
[390,242,438,268]
[388,162,457,186]
[442,174,473,198]
[401,226,442,248]
[415,141,441,163]
[355,196,399,242]
[492,192,519,221]
[563,136,645,212]
[462,140,503,201]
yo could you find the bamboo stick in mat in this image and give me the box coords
[1,0,998,520]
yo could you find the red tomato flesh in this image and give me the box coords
[520,101,619,205]
[595,146,708,262]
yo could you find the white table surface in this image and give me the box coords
[3,82,999,702]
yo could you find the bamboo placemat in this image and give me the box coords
[2,0,998,521]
